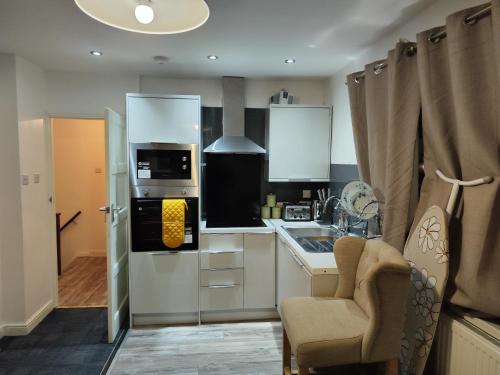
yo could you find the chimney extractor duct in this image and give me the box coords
[203,77,265,154]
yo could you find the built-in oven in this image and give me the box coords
[129,143,198,187]
[130,186,199,252]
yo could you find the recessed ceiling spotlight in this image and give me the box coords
[207,55,218,60]
[153,55,168,64]
[90,50,103,56]
[135,2,155,25]
[285,58,296,64]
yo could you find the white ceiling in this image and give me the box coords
[0,0,434,79]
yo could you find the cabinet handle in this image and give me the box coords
[288,178,311,182]
[149,251,179,255]
[207,284,238,289]
[207,250,241,254]
[245,232,274,235]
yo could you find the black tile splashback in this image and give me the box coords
[200,107,359,219]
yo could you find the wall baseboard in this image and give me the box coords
[1,299,54,336]
[79,250,106,258]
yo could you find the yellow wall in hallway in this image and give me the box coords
[52,118,106,270]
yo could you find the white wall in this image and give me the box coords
[140,76,327,107]
[53,118,106,269]
[328,0,487,165]
[0,54,25,330]
[46,71,140,118]
[15,56,55,322]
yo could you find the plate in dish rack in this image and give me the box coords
[340,181,378,220]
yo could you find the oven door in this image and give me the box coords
[129,143,198,187]
[131,197,199,252]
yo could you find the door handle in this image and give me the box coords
[99,206,110,214]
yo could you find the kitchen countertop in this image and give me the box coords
[268,219,338,276]
[200,220,275,234]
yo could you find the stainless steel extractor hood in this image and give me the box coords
[204,77,266,154]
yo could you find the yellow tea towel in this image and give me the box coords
[162,199,188,248]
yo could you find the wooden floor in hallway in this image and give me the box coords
[108,322,375,375]
[58,256,107,307]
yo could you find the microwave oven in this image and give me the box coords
[129,143,198,188]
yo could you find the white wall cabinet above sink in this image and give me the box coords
[268,105,331,182]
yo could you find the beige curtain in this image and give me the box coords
[415,1,500,317]
[347,42,421,252]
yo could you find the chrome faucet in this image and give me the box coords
[323,196,349,235]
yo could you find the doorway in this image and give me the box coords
[51,118,108,308]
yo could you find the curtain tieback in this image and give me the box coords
[435,169,493,215]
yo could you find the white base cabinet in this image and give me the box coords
[276,235,312,312]
[199,232,276,315]
[130,251,198,315]
[244,233,276,309]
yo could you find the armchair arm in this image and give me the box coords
[360,243,411,362]
[333,236,366,299]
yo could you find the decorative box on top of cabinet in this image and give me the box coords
[268,104,332,182]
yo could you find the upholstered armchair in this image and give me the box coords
[281,237,411,375]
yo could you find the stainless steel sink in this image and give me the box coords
[284,226,340,253]
[284,227,338,239]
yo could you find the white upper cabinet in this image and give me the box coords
[268,105,331,182]
[127,94,201,144]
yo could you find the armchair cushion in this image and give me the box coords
[281,297,368,368]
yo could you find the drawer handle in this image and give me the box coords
[207,284,238,289]
[245,232,274,235]
[149,251,179,255]
[207,250,241,254]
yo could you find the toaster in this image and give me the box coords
[283,203,311,222]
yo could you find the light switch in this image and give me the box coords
[302,189,311,199]
[22,175,29,186]
[33,174,40,183]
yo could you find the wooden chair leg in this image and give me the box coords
[283,327,291,375]
[385,358,398,375]
[298,367,310,375]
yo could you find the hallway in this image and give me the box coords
[58,256,107,307]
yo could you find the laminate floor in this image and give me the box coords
[59,256,107,307]
[108,322,378,375]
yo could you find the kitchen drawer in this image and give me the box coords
[200,249,244,269]
[200,284,243,311]
[200,269,243,287]
[200,234,243,252]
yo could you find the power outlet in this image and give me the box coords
[21,175,29,186]
[302,189,311,199]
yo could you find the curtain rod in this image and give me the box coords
[429,4,492,43]
[345,4,493,85]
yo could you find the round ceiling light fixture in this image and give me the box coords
[207,55,218,60]
[90,50,103,56]
[285,58,296,64]
[74,0,209,34]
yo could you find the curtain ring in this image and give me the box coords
[406,46,417,56]
[428,35,441,44]
[463,15,478,25]
[354,76,361,84]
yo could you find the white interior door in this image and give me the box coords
[104,108,129,343]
